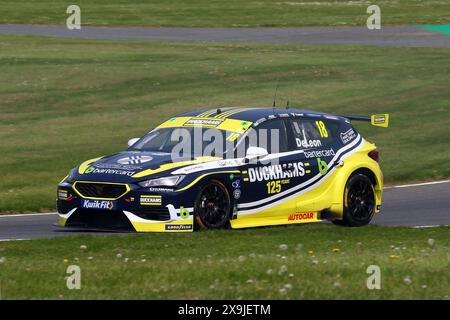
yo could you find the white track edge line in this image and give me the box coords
[385,179,450,189]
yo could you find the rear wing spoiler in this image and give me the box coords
[341,114,389,128]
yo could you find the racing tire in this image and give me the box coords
[194,180,232,230]
[333,174,375,227]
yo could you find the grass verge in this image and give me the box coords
[0,224,449,299]
[0,35,449,212]
[1,0,449,27]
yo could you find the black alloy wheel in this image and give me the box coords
[194,180,231,229]
[334,174,375,227]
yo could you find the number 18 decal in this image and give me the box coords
[315,120,328,138]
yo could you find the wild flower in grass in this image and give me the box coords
[266,268,273,275]
[124,258,129,263]
[289,273,294,278]
[279,288,287,295]
[116,253,123,259]
[238,256,246,262]
[209,285,215,289]
[87,256,94,260]
[403,276,412,285]
[389,255,400,260]
[279,244,288,251]
[407,257,416,263]
[249,253,256,258]
[278,265,287,275]
[80,245,87,250]
[337,240,342,243]
[357,242,363,246]
[312,260,319,265]
[187,259,193,264]
[284,284,293,290]
[246,279,254,284]
[74,257,79,262]
[0,257,7,264]
[308,250,314,254]
[141,259,146,262]
[63,258,69,263]
[333,281,342,288]
[422,285,427,289]
[280,256,286,260]
[332,248,340,253]
[427,238,435,247]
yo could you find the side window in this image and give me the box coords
[288,118,336,150]
[241,119,288,154]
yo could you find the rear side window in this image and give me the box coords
[288,118,338,150]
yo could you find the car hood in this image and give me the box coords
[75,151,220,183]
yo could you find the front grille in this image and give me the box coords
[131,208,171,221]
[73,182,128,199]
[66,209,135,231]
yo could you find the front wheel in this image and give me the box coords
[333,174,375,227]
[194,180,231,230]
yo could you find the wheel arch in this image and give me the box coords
[328,163,383,220]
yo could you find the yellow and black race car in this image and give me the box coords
[57,107,389,232]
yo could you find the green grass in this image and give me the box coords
[1,0,450,27]
[0,35,449,212]
[0,225,449,299]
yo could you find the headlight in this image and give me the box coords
[61,169,76,184]
[138,175,185,188]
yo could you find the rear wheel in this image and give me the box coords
[333,174,375,227]
[194,180,231,230]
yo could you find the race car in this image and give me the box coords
[57,107,389,232]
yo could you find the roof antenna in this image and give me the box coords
[272,79,280,110]
[286,100,290,109]
[216,108,222,115]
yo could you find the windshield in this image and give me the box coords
[129,127,238,157]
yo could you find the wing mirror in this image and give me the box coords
[127,137,140,148]
[245,146,269,163]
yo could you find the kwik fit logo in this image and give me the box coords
[81,199,115,210]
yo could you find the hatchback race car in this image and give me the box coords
[57,107,389,232]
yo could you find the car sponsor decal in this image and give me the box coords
[233,189,242,199]
[288,212,316,221]
[340,128,357,145]
[165,224,193,231]
[140,195,162,206]
[157,117,253,134]
[317,157,328,175]
[80,199,116,210]
[58,189,68,200]
[117,155,153,165]
[246,162,309,182]
[84,167,136,176]
[184,118,224,127]
[304,148,335,158]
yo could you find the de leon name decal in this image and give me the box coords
[247,162,309,182]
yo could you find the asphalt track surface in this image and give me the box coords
[0,24,449,47]
[0,181,449,241]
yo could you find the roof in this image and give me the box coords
[178,107,338,122]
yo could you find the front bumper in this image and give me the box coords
[57,181,194,232]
